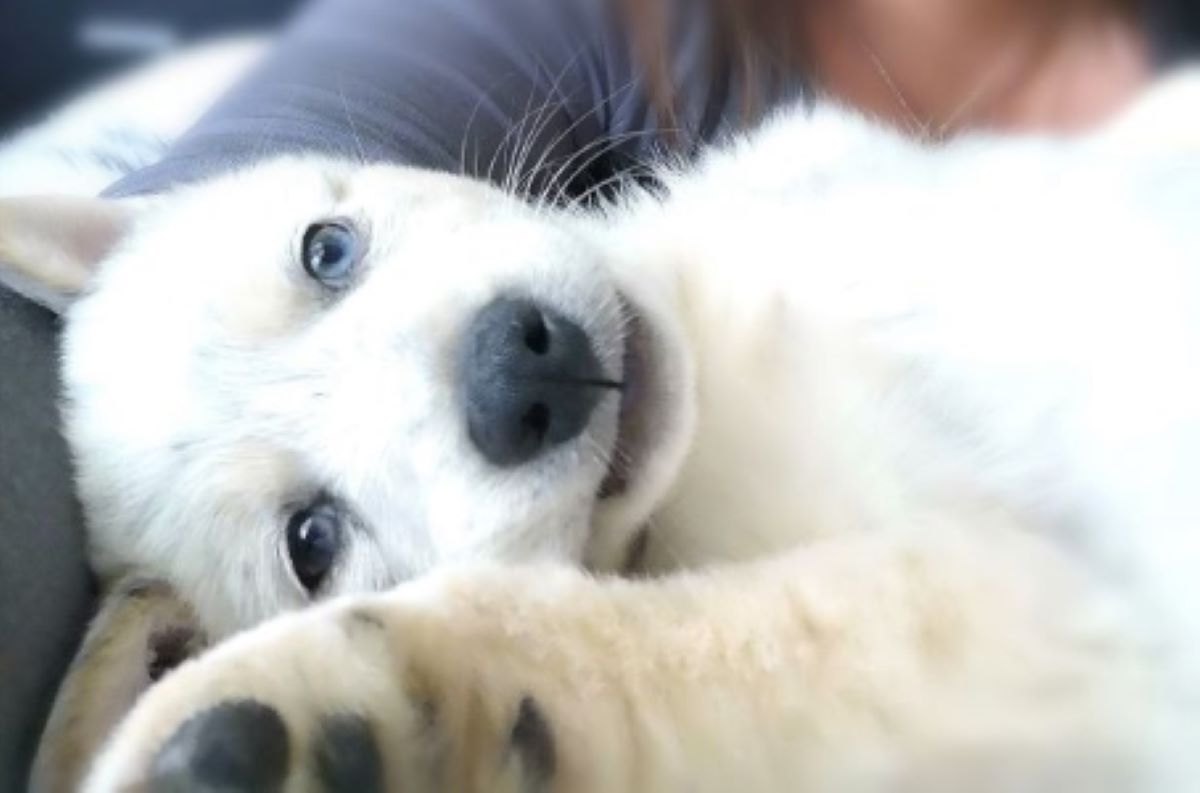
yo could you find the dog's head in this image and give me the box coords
[2,159,695,779]
[2,158,694,637]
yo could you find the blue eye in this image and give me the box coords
[302,222,359,287]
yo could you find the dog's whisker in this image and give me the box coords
[336,72,368,166]
[495,48,589,198]
[580,431,616,473]
[487,83,547,188]
[544,127,676,210]
[457,70,521,178]
[518,75,648,204]
[509,46,599,197]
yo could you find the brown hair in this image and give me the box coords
[618,0,812,137]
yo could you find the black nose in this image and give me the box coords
[460,297,610,467]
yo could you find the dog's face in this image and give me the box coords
[3,158,693,639]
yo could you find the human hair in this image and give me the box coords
[619,0,811,134]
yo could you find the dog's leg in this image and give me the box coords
[84,528,1178,793]
[31,576,206,793]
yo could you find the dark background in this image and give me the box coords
[0,0,301,131]
[3,0,1198,132]
[1152,0,1200,66]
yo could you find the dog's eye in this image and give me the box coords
[301,221,359,287]
[286,500,343,593]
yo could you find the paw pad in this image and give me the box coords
[148,700,289,792]
[314,714,383,793]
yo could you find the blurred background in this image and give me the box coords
[3,0,1199,135]
[1,0,1199,790]
[0,0,298,130]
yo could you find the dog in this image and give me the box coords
[2,41,1199,791]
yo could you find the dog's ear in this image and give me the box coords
[0,196,139,314]
[30,576,207,793]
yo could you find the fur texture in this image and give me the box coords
[3,47,1200,792]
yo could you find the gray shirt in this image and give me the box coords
[105,0,1197,202]
[107,0,808,201]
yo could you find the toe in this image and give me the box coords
[147,700,290,793]
[313,714,384,793]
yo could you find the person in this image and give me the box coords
[105,0,1168,201]
[0,0,1193,786]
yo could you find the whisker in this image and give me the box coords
[492,47,589,195]
[563,166,655,211]
[336,73,368,165]
[458,71,523,177]
[535,128,669,210]
[517,74,646,202]
[487,82,547,187]
[504,49,594,198]
[581,431,616,473]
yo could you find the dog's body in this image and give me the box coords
[2,42,1200,791]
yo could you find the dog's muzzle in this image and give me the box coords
[459,296,617,468]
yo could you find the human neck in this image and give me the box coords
[803,1,1152,137]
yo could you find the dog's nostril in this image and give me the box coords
[524,312,551,356]
[461,297,608,468]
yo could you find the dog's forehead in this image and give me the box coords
[347,163,504,211]
[142,158,518,252]
[244,158,516,225]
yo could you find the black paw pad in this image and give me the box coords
[314,714,383,793]
[148,700,289,792]
[510,696,556,785]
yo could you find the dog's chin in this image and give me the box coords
[596,295,653,502]
[586,291,693,571]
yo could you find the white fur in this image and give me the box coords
[63,164,642,635]
[63,67,1200,662]
[604,78,1200,639]
[10,49,1200,790]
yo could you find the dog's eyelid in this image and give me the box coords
[303,213,372,249]
[279,491,371,539]
[282,489,369,527]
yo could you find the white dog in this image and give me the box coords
[2,44,1199,792]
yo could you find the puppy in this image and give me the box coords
[3,54,1200,791]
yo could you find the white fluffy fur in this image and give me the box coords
[6,45,1200,792]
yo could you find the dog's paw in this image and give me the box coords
[83,584,562,793]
